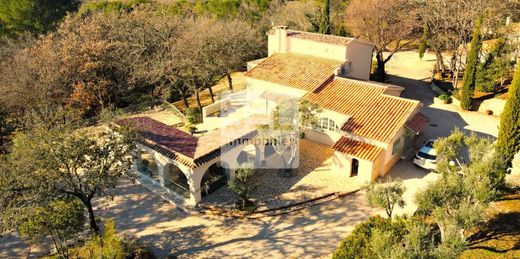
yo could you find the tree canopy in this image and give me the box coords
[0,110,136,235]
[0,0,79,36]
[365,177,406,218]
[347,0,417,82]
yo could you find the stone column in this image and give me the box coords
[188,168,203,206]
[255,143,266,167]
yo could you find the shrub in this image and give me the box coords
[71,219,155,258]
[184,121,198,133]
[332,216,407,259]
[438,93,452,103]
[185,107,202,124]
[78,0,150,16]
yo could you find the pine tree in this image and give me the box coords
[496,64,520,167]
[460,16,483,110]
[319,0,331,34]
[0,0,79,36]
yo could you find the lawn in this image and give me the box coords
[174,72,246,112]
[461,188,520,258]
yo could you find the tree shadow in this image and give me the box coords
[467,211,520,252]
[144,191,381,258]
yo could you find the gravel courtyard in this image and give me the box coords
[203,139,363,210]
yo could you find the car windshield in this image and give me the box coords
[418,151,436,160]
[425,141,434,148]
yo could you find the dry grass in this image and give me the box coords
[461,189,520,259]
[174,72,246,112]
[496,92,509,100]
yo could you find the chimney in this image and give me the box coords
[274,26,288,53]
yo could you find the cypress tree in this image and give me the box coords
[460,16,483,110]
[476,37,510,92]
[418,24,428,60]
[319,0,331,34]
[496,63,520,167]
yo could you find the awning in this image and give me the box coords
[405,112,430,135]
[332,136,383,162]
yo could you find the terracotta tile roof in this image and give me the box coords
[118,116,266,168]
[267,29,356,46]
[304,78,421,143]
[332,137,383,162]
[405,112,429,135]
[118,116,198,157]
[244,52,344,92]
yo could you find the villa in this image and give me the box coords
[119,26,427,207]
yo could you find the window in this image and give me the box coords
[392,137,402,155]
[315,118,340,133]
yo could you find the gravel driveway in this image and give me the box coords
[385,50,500,141]
[383,51,501,217]
[0,178,381,258]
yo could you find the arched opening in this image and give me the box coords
[201,162,228,198]
[237,144,258,165]
[137,150,160,182]
[351,158,359,177]
[265,142,276,157]
[163,163,190,198]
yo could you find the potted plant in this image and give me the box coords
[438,93,452,104]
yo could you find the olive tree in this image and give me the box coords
[228,165,255,210]
[415,129,499,244]
[364,177,406,218]
[17,199,85,257]
[0,112,136,235]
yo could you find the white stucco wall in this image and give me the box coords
[333,151,383,184]
[345,41,374,81]
[286,38,348,61]
[304,109,349,146]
